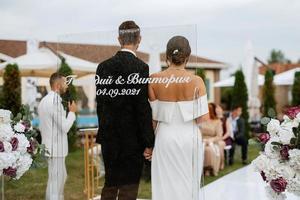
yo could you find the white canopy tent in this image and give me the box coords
[26,74,97,112]
[274,67,300,86]
[73,74,96,112]
[213,75,265,88]
[0,47,97,77]
[0,53,13,62]
[0,47,97,106]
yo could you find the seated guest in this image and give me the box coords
[200,103,225,176]
[216,105,233,145]
[228,105,249,165]
[216,105,234,167]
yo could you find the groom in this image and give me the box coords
[95,21,155,200]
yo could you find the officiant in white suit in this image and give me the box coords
[38,72,77,200]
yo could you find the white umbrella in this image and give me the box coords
[242,41,256,94]
[147,43,161,74]
[242,41,261,122]
[214,75,265,87]
[0,47,97,77]
[274,67,300,86]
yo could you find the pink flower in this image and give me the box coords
[3,167,17,178]
[10,137,19,151]
[258,133,270,144]
[280,145,290,160]
[285,106,300,119]
[27,139,37,154]
[270,177,287,193]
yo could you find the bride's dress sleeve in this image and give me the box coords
[150,94,209,123]
[149,100,175,123]
[177,94,209,122]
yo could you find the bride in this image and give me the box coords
[147,36,209,200]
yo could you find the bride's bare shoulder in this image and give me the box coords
[189,74,204,84]
[190,75,206,94]
[149,71,161,78]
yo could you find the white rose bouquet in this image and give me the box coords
[0,105,46,180]
[252,106,300,199]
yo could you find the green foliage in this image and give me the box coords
[268,49,288,64]
[0,86,3,108]
[12,104,39,139]
[1,63,21,116]
[221,87,233,110]
[292,71,300,106]
[232,70,250,136]
[262,70,277,117]
[12,104,48,168]
[196,68,206,81]
[58,58,78,151]
[3,145,260,199]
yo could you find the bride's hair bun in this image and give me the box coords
[166,36,191,65]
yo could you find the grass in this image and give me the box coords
[2,144,260,200]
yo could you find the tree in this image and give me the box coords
[221,87,233,111]
[232,70,250,136]
[58,58,78,151]
[0,86,3,108]
[196,68,206,81]
[268,49,287,64]
[1,64,21,115]
[292,71,300,106]
[262,70,277,117]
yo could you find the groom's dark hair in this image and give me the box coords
[118,21,140,46]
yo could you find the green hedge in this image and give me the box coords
[292,71,300,106]
[262,69,277,117]
[58,58,78,151]
[1,63,21,115]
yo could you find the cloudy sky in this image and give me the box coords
[0,0,299,77]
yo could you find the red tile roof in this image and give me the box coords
[160,53,224,64]
[0,39,149,63]
[0,39,225,68]
[259,63,300,75]
[0,39,26,58]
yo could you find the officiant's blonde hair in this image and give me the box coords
[118,20,140,46]
[49,72,64,87]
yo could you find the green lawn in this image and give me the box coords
[2,144,260,200]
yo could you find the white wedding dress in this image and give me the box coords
[150,94,209,200]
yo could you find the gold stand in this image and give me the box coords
[80,128,101,200]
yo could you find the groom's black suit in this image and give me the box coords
[95,50,154,199]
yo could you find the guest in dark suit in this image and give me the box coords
[229,105,248,165]
[95,21,155,200]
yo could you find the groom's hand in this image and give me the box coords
[143,148,152,160]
